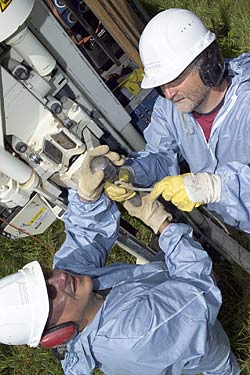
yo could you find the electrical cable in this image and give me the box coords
[0,217,55,255]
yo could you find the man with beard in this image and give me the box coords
[105,8,250,233]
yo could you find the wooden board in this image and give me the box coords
[84,0,146,66]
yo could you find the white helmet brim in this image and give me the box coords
[0,261,49,347]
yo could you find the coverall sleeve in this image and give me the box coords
[159,223,222,324]
[125,97,181,187]
[53,189,120,273]
[215,161,250,228]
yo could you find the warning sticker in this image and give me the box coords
[28,207,48,229]
[0,0,12,12]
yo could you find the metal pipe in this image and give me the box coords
[0,147,33,184]
[0,68,6,148]
[6,26,56,76]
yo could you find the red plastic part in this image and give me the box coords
[40,323,77,348]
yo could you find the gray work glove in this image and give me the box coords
[78,145,124,201]
[123,194,172,234]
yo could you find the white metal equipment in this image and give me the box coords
[0,0,145,239]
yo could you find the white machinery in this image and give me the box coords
[0,0,147,239]
[0,0,250,272]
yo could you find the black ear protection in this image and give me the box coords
[155,86,165,97]
[40,321,78,349]
[199,41,225,87]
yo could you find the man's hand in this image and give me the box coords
[104,167,136,202]
[123,194,172,234]
[78,145,124,201]
[150,172,221,212]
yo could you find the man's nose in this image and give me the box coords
[47,270,67,291]
[161,85,177,100]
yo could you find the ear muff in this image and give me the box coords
[199,42,225,87]
[155,86,165,98]
[40,321,78,349]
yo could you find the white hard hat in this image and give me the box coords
[0,261,49,347]
[139,8,216,89]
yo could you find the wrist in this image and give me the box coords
[158,220,170,234]
[77,186,102,202]
[149,209,173,235]
[77,193,93,202]
[184,172,221,204]
[77,190,102,203]
[210,174,221,202]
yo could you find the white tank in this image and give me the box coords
[0,0,35,42]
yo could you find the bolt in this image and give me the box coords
[72,103,79,112]
[51,102,62,114]
[29,153,42,164]
[0,185,9,193]
[15,142,27,153]
[14,67,29,81]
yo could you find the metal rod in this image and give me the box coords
[185,209,250,274]
[0,146,33,184]
[117,226,157,262]
[0,68,6,148]
[127,0,150,23]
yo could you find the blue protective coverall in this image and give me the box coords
[54,189,240,375]
[125,54,250,233]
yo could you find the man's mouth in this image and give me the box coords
[72,276,77,293]
[173,97,186,103]
[67,274,77,294]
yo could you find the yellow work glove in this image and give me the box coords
[150,172,221,212]
[124,194,172,234]
[104,166,136,202]
[78,145,124,201]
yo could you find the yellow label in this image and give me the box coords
[0,0,12,12]
[123,68,144,96]
[29,207,46,225]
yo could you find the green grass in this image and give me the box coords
[214,261,250,374]
[140,0,250,56]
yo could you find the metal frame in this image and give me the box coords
[28,0,145,151]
